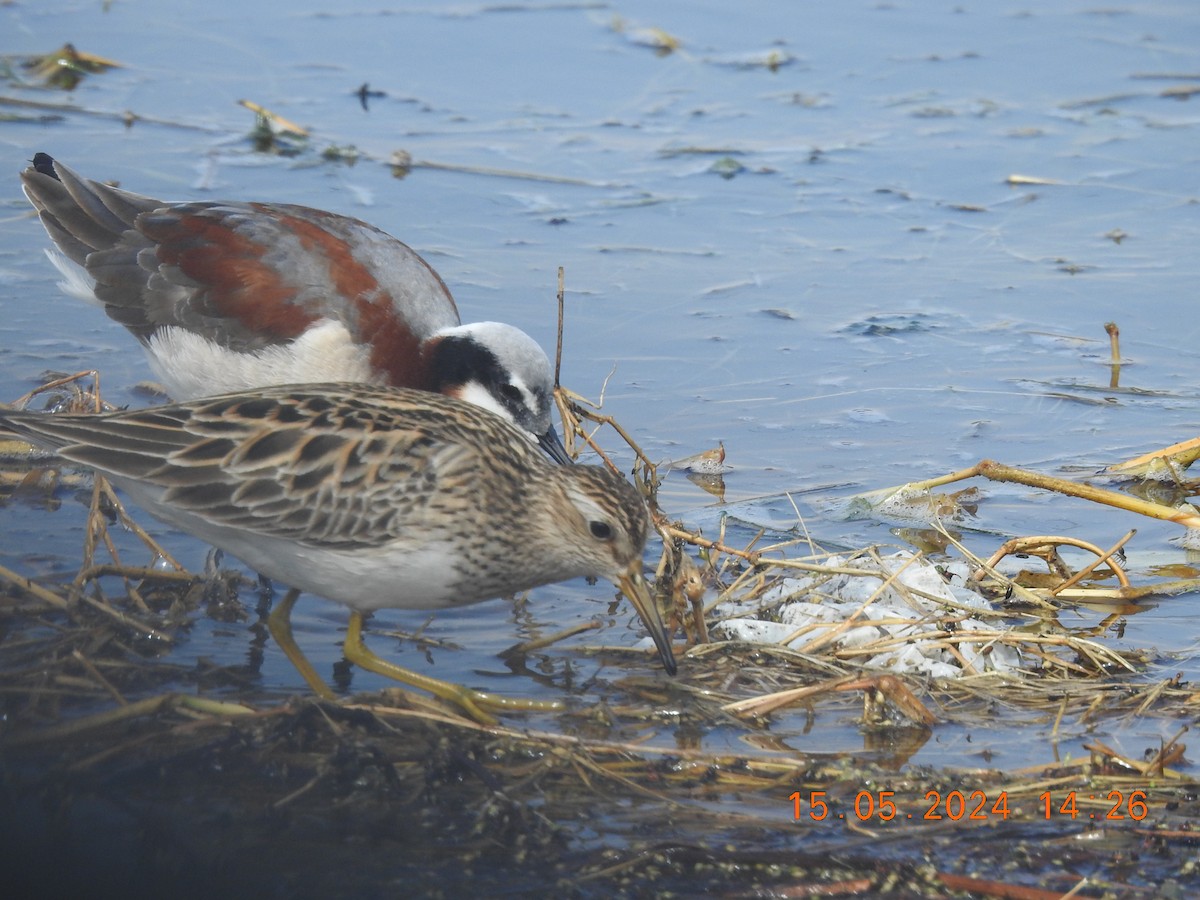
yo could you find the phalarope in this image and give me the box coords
[21,152,571,463]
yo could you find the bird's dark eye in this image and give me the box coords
[499,384,522,403]
[589,520,613,541]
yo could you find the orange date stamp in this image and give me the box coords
[789,789,1149,823]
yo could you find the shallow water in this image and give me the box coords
[2,0,1200,891]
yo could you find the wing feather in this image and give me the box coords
[0,387,522,551]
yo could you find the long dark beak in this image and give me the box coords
[538,424,574,466]
[614,565,677,676]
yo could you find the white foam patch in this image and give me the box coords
[714,551,1023,678]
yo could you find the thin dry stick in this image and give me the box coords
[1132,678,1173,718]
[503,620,602,656]
[1084,739,1181,778]
[76,564,197,584]
[71,649,127,706]
[271,767,330,809]
[1050,529,1136,596]
[0,561,70,610]
[1107,436,1200,474]
[1143,725,1189,777]
[0,95,229,133]
[97,479,184,569]
[555,266,565,389]
[1050,696,1069,744]
[75,591,173,642]
[1047,578,1200,602]
[901,459,1200,529]
[79,478,122,589]
[981,534,1130,587]
[409,158,626,189]
[1106,321,1121,390]
[556,395,659,479]
[937,637,978,676]
[933,523,1055,609]
[11,369,104,411]
[722,673,861,717]
[660,524,763,563]
[2,693,254,747]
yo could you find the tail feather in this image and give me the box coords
[0,409,197,480]
[43,248,100,303]
[21,153,159,262]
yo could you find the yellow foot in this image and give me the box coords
[343,611,563,725]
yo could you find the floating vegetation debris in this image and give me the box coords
[708,155,745,179]
[1105,435,1200,483]
[703,48,796,72]
[663,442,730,476]
[10,43,122,90]
[320,143,361,164]
[609,17,680,55]
[239,98,310,155]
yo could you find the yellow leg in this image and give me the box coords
[342,611,564,725]
[267,589,336,700]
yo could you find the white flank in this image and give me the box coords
[147,319,376,399]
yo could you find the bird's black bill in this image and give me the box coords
[617,569,677,676]
[539,424,574,466]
